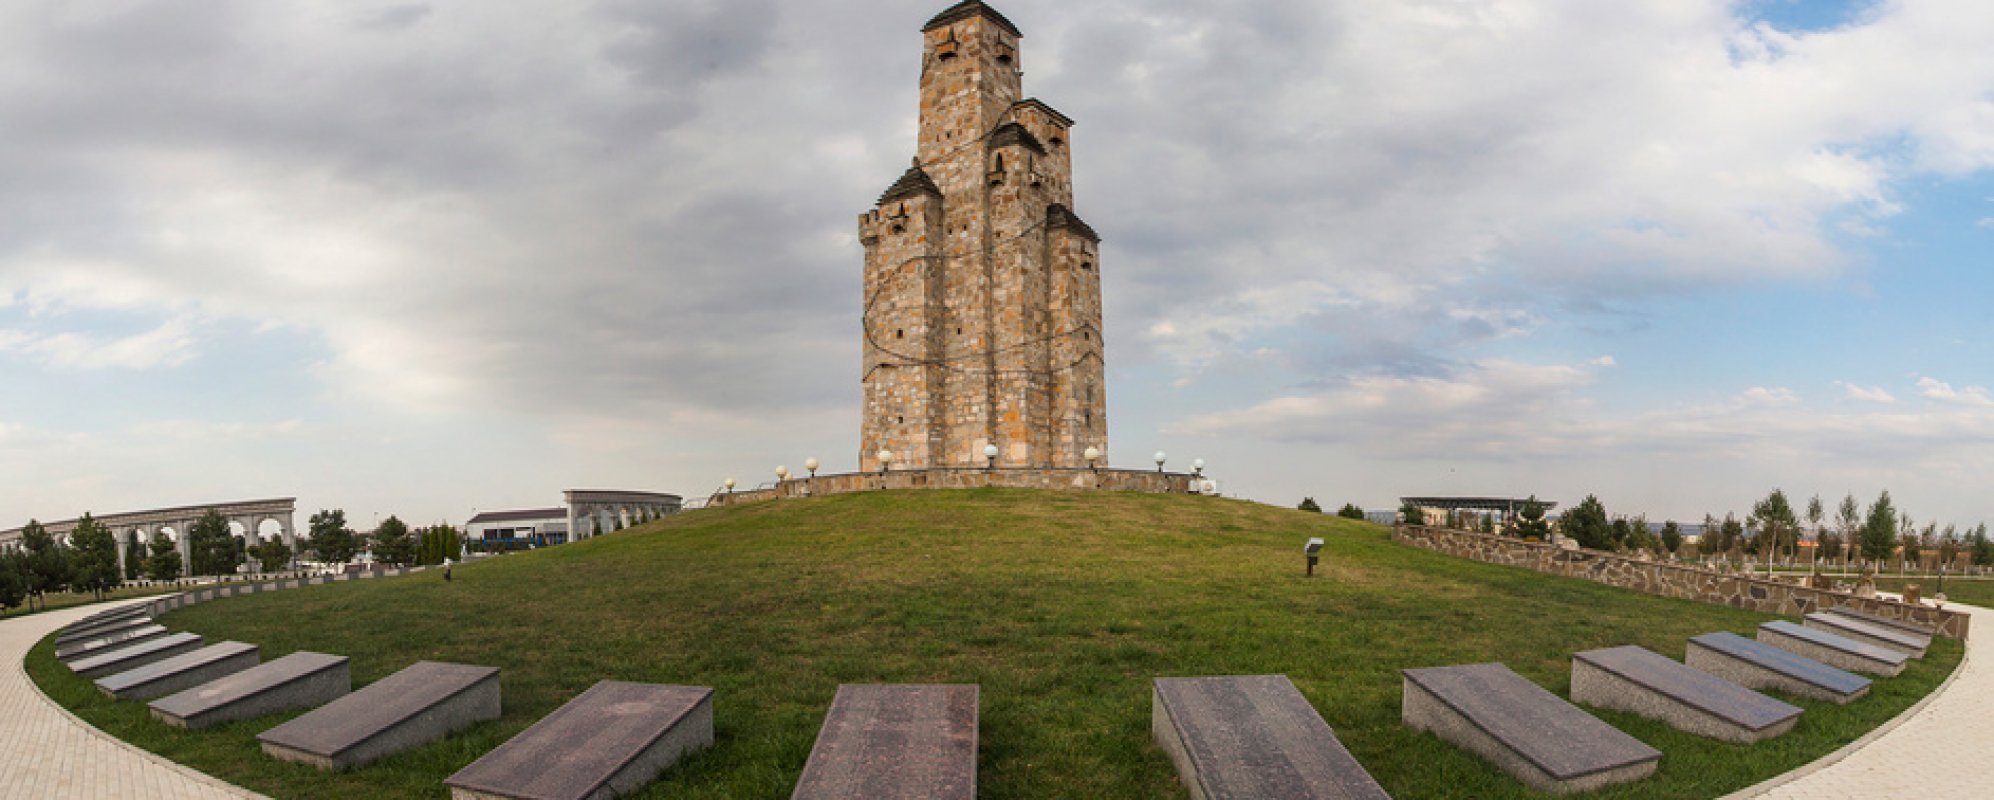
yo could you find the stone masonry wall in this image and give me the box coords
[706,468,1193,508]
[1394,525,1971,640]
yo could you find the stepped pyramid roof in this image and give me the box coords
[923,1,1022,38]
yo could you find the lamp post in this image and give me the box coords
[984,443,999,471]
[1083,446,1100,471]
[1192,458,1205,477]
[877,449,894,475]
[805,457,819,478]
[1153,451,1167,473]
[723,478,735,494]
[775,466,790,483]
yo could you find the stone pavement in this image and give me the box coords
[0,599,262,800]
[1734,601,1987,800]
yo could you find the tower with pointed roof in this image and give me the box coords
[859,1,1107,472]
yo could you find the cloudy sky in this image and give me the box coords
[4,0,1992,532]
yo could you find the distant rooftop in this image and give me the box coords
[1401,496,1560,512]
[466,508,565,525]
[923,1,1022,38]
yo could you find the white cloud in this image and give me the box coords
[1918,377,1994,408]
[0,317,198,370]
[1839,382,1898,403]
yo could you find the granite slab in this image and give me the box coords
[445,681,714,800]
[258,661,501,770]
[1403,662,1660,794]
[69,632,205,679]
[96,642,260,701]
[1804,613,1929,657]
[1684,632,1870,705]
[1151,675,1390,800]
[57,624,170,661]
[1759,621,1907,676]
[150,652,351,729]
[1824,605,1937,638]
[57,615,153,647]
[791,684,978,800]
[1571,645,1801,744]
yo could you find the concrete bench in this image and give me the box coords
[96,642,260,701]
[57,614,153,647]
[69,632,205,679]
[1804,612,1929,658]
[57,624,170,661]
[150,652,351,729]
[1151,675,1391,800]
[258,661,501,770]
[444,681,714,800]
[1824,605,1936,638]
[72,603,150,627]
[1758,621,1907,677]
[791,684,978,800]
[1571,645,1801,744]
[1403,663,1660,794]
[1684,632,1870,705]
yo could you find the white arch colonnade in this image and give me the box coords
[0,498,297,576]
[563,490,682,540]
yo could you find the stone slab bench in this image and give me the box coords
[73,603,151,627]
[791,684,978,800]
[1403,662,1660,794]
[1151,675,1391,800]
[96,642,260,701]
[258,660,501,770]
[1758,621,1907,677]
[150,652,351,729]
[1804,612,1929,658]
[57,614,154,647]
[1684,632,1870,705]
[57,624,170,661]
[69,632,204,679]
[445,681,714,800]
[1571,645,1801,744]
[1825,605,1937,638]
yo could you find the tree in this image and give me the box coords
[1660,520,1684,556]
[1819,530,1844,563]
[309,509,359,565]
[1297,497,1323,513]
[250,537,293,573]
[1806,494,1825,541]
[124,530,144,581]
[1901,529,1922,568]
[1336,503,1365,520]
[1513,496,1551,540]
[1562,495,1614,551]
[1972,523,1993,568]
[145,532,183,582]
[373,516,415,567]
[1610,518,1632,550]
[20,520,71,612]
[1479,514,1496,534]
[1719,513,1744,557]
[1836,494,1862,565]
[1399,499,1426,525]
[1698,514,1720,556]
[415,524,463,566]
[1859,491,1899,565]
[1750,489,1799,566]
[0,551,27,615]
[185,510,236,577]
[69,513,123,599]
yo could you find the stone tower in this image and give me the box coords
[859,1,1108,472]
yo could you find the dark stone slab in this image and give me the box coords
[445,681,714,800]
[72,603,150,627]
[1804,613,1929,657]
[150,651,350,729]
[58,623,171,662]
[791,684,978,800]
[1758,621,1907,676]
[69,632,205,679]
[96,642,260,701]
[1571,646,1801,743]
[58,613,153,645]
[1825,605,1937,637]
[1402,663,1659,794]
[1151,675,1391,800]
[258,661,502,770]
[1685,632,1869,704]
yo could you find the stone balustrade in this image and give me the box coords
[706,467,1198,507]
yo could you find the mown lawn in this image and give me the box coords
[4,581,185,620]
[29,489,1962,799]
[1875,576,1994,609]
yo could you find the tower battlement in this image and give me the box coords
[861,2,1108,471]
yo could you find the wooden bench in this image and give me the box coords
[57,624,170,661]
[258,661,501,770]
[1824,605,1937,638]
[445,681,714,800]
[68,632,204,679]
[1571,645,1801,744]
[96,642,259,701]
[1403,663,1660,794]
[1804,612,1929,657]
[1151,675,1390,799]
[1758,621,1907,676]
[791,684,978,800]
[150,651,351,729]
[1684,632,1869,705]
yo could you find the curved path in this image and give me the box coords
[1735,601,1988,800]
[0,599,262,799]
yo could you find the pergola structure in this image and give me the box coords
[1400,496,1559,525]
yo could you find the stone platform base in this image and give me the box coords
[708,467,1199,507]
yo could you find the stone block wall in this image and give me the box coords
[705,468,1194,508]
[1394,525,1970,640]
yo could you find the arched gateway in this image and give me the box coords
[0,498,297,575]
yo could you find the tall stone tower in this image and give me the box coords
[859,1,1108,472]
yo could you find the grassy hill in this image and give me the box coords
[30,489,1961,798]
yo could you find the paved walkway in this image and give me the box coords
[1735,601,1988,800]
[0,600,261,800]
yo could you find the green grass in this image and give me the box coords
[3,581,185,619]
[1875,576,1994,608]
[28,489,1963,799]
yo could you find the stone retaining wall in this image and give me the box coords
[706,468,1196,507]
[1394,525,1970,640]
